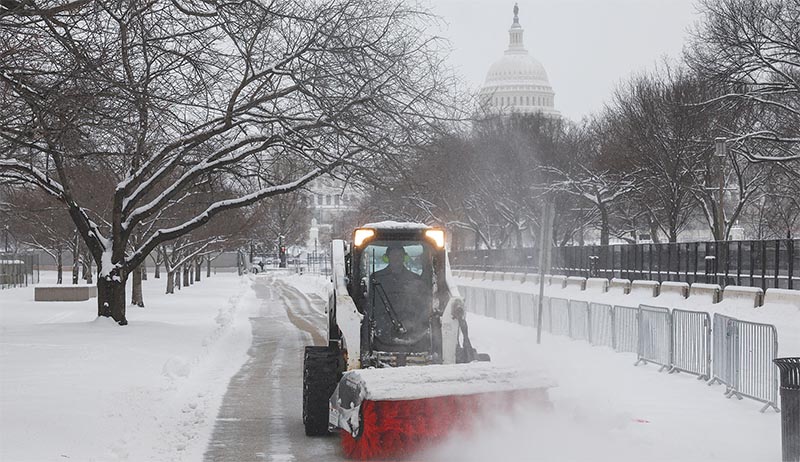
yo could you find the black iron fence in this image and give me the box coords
[0,252,40,289]
[450,239,800,290]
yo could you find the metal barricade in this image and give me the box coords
[710,314,779,412]
[489,289,506,321]
[732,317,780,412]
[613,305,639,354]
[672,309,711,380]
[710,314,735,391]
[589,302,614,348]
[568,300,589,341]
[459,286,471,313]
[484,287,495,318]
[549,298,570,336]
[522,294,539,327]
[510,292,523,324]
[636,305,673,372]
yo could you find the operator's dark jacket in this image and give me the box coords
[371,265,429,349]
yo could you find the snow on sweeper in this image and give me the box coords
[302,222,553,459]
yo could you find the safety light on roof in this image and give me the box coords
[353,228,376,247]
[424,229,445,249]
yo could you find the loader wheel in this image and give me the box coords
[303,345,340,436]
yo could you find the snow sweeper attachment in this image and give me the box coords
[302,222,554,459]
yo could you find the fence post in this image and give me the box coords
[705,256,716,284]
[789,240,795,290]
[762,240,768,291]
[775,239,781,289]
[737,241,742,287]
[610,307,617,350]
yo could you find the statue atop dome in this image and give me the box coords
[513,3,519,24]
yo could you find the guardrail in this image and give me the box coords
[457,280,780,413]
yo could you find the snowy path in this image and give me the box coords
[203,276,340,462]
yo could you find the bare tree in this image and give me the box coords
[0,0,453,324]
[688,0,800,162]
[604,66,724,242]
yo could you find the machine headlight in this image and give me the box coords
[353,228,375,247]
[424,229,445,249]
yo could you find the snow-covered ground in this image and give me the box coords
[1,269,791,462]
[286,273,785,462]
[0,271,258,462]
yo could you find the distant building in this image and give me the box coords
[305,177,362,250]
[479,4,560,117]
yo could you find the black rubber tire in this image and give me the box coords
[303,345,341,436]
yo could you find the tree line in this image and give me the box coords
[0,0,457,324]
[360,0,800,250]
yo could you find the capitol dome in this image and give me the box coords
[479,4,559,116]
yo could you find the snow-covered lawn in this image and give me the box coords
[0,272,257,462]
[2,269,788,462]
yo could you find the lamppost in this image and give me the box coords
[715,138,727,241]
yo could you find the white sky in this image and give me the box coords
[427,0,701,121]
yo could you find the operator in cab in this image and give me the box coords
[370,244,431,350]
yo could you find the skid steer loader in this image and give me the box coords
[302,222,552,459]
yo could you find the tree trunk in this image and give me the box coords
[57,249,63,284]
[84,257,93,284]
[154,260,160,279]
[195,259,202,282]
[183,265,190,286]
[176,267,182,290]
[141,260,148,281]
[97,271,128,325]
[131,266,144,307]
[72,233,80,284]
[649,216,660,244]
[166,270,174,294]
[599,202,610,246]
[206,258,211,278]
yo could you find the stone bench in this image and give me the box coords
[35,285,97,302]
[630,280,659,298]
[689,283,721,304]
[722,286,764,308]
[609,278,631,294]
[585,278,609,293]
[764,288,800,308]
[660,281,689,299]
[565,276,587,291]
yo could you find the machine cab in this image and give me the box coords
[347,222,448,366]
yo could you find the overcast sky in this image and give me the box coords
[427,0,701,121]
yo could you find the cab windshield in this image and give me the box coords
[360,240,433,352]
